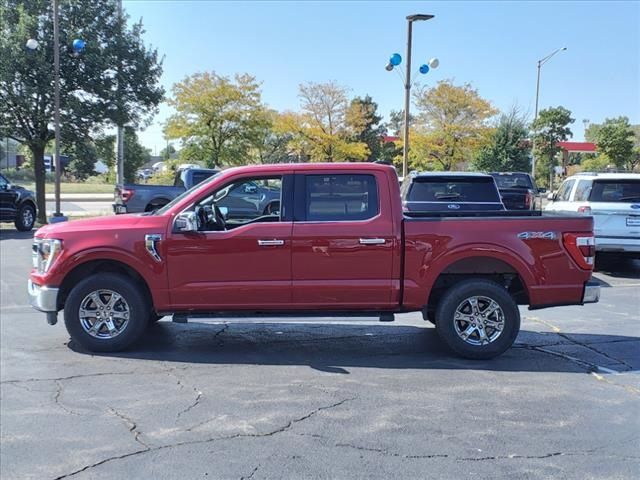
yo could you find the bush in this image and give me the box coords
[3,168,56,183]
[84,174,111,184]
[580,154,612,172]
[147,170,175,185]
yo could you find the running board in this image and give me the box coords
[171,311,397,323]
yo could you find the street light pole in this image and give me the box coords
[52,0,64,219]
[532,46,567,177]
[402,14,434,179]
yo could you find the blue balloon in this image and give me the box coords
[419,64,430,74]
[390,53,402,66]
[72,39,86,52]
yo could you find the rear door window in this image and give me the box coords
[407,177,501,203]
[589,180,640,203]
[573,180,592,201]
[303,174,379,221]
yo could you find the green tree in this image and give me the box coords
[411,80,497,171]
[292,81,369,162]
[160,143,176,161]
[590,117,635,169]
[345,95,386,162]
[95,128,150,183]
[164,72,269,168]
[387,110,413,137]
[0,0,163,222]
[252,110,293,164]
[474,108,531,172]
[531,106,574,188]
[65,140,97,180]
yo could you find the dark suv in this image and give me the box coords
[400,172,505,212]
[0,173,37,231]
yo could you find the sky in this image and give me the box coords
[123,0,640,154]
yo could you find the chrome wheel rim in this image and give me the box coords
[22,207,34,227]
[79,289,130,339]
[453,295,505,346]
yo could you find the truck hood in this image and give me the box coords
[35,213,163,238]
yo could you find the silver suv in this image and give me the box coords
[545,173,640,258]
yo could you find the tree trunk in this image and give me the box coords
[30,143,47,224]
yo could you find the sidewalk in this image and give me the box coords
[45,193,113,201]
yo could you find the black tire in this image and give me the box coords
[64,273,149,352]
[435,279,520,360]
[145,201,168,212]
[15,203,35,231]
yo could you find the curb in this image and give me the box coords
[45,193,113,202]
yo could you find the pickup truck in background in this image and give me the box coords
[490,172,543,211]
[114,168,218,214]
[401,172,505,212]
[0,173,37,231]
[30,163,599,359]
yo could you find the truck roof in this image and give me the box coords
[221,162,397,175]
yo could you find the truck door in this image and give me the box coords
[291,171,397,309]
[165,174,293,310]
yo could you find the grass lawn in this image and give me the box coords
[20,182,114,194]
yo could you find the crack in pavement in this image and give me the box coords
[53,380,83,416]
[52,396,355,480]
[1,371,140,385]
[239,465,259,480]
[107,408,150,449]
[526,316,635,370]
[514,346,639,396]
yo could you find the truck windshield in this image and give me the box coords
[589,179,640,203]
[490,173,533,189]
[407,177,501,203]
[155,172,222,215]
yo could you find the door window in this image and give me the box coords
[303,174,379,221]
[195,176,283,230]
[573,180,592,202]
[557,179,575,201]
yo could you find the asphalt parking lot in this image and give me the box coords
[1,230,639,480]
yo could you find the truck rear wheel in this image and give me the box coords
[435,279,520,359]
[15,203,35,231]
[64,273,149,352]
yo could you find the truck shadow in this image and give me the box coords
[74,321,640,374]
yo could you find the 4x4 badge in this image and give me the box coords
[517,231,557,240]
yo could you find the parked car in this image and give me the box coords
[0,173,37,231]
[114,167,218,214]
[490,172,543,210]
[136,168,153,181]
[545,172,640,259]
[30,163,599,359]
[401,172,505,212]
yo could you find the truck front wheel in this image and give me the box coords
[64,273,149,352]
[435,279,520,360]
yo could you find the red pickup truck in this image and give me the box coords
[29,163,599,359]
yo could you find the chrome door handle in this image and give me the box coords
[258,239,284,246]
[359,238,386,245]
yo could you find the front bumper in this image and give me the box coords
[582,280,600,304]
[27,279,59,313]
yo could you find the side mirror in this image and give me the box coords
[547,192,556,201]
[245,184,258,194]
[174,211,198,232]
[537,187,547,194]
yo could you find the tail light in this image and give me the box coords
[524,192,532,209]
[577,206,592,215]
[119,188,134,202]
[563,233,595,270]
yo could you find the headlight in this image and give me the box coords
[32,238,63,274]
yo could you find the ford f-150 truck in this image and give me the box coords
[29,163,600,359]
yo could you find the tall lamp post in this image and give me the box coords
[532,46,567,177]
[385,14,434,179]
[27,1,85,222]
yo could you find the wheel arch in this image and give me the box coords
[58,259,154,312]
[424,253,532,316]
